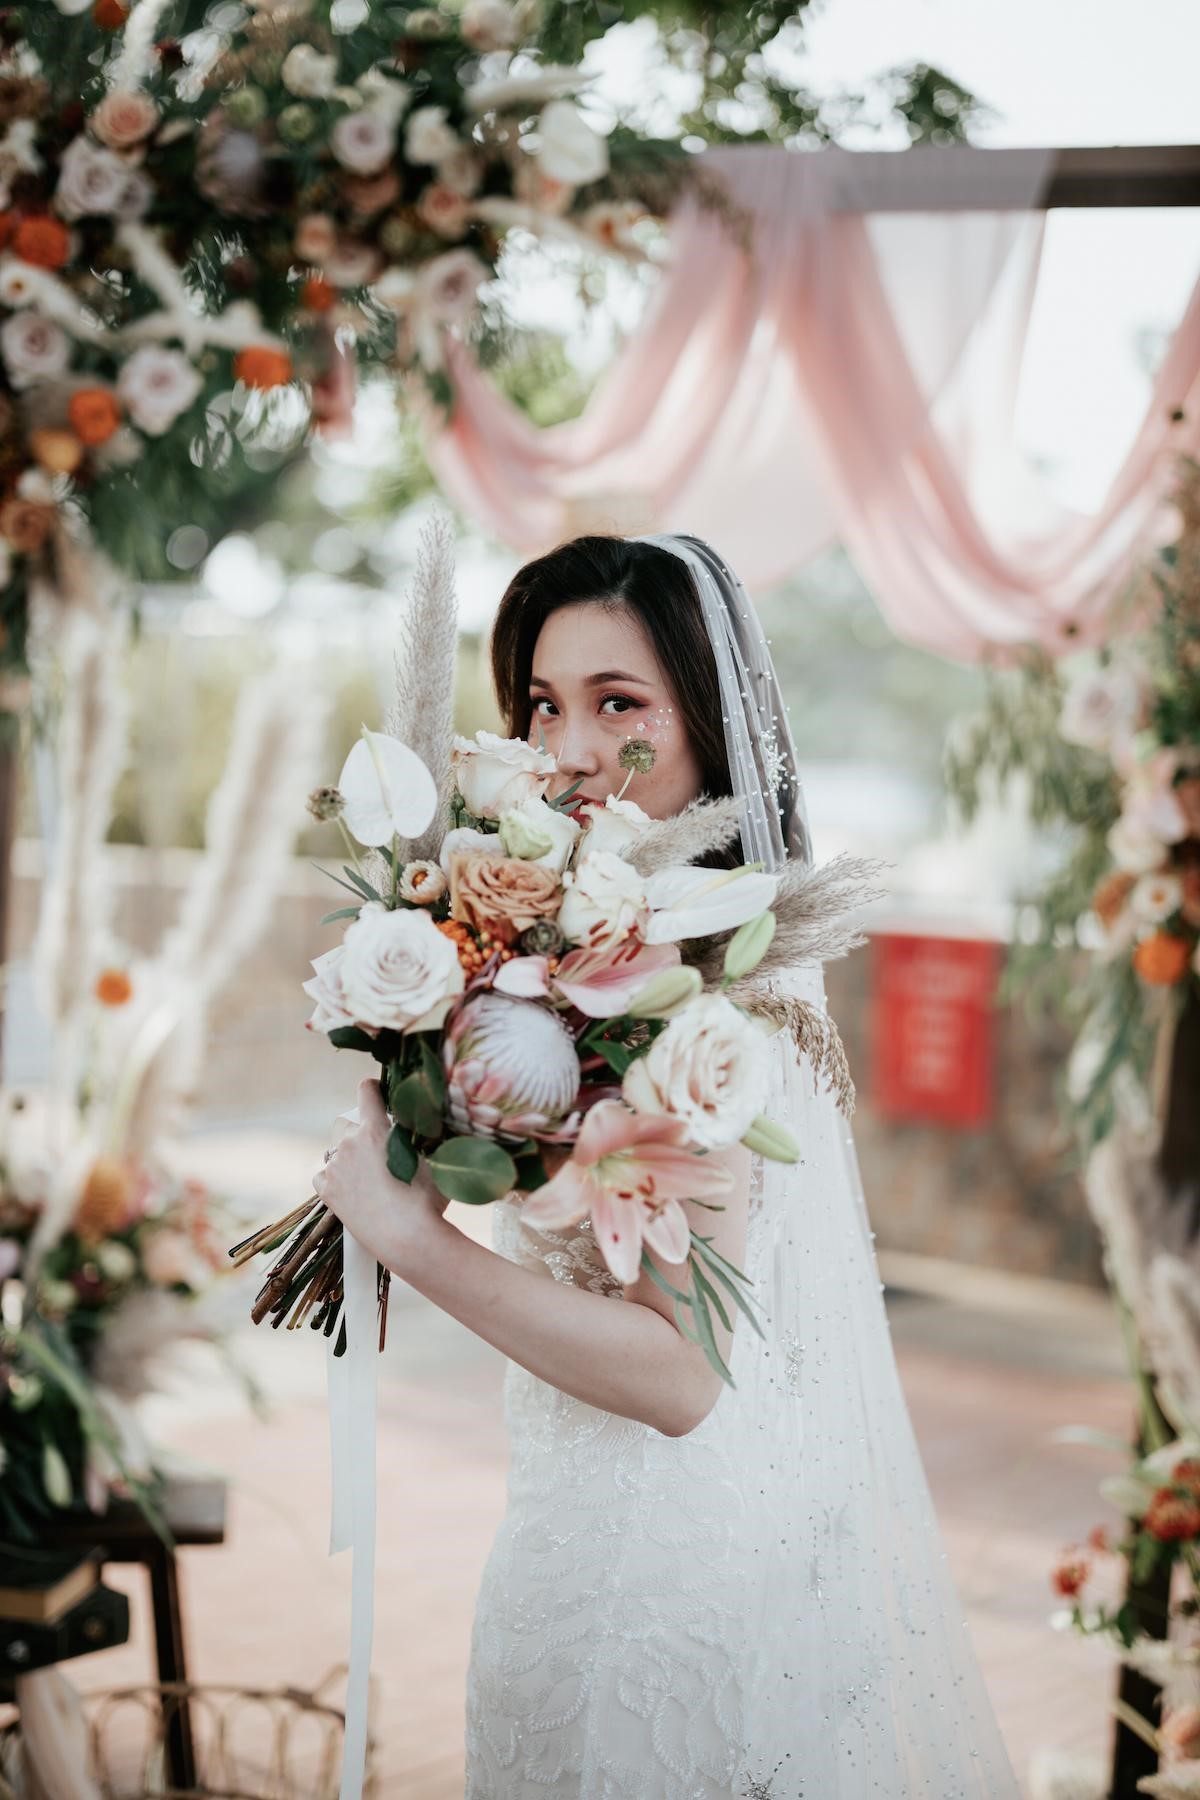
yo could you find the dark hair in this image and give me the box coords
[489,534,733,813]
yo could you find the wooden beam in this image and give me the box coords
[1042,144,1200,208]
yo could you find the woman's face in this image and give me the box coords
[528,602,705,820]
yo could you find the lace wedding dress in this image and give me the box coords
[463,534,1020,1798]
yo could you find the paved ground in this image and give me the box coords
[61,1124,1137,1800]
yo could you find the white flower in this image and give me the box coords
[371,265,417,311]
[117,345,203,436]
[436,143,483,197]
[323,238,382,286]
[499,798,580,871]
[114,170,154,221]
[398,859,447,904]
[404,104,460,166]
[338,903,465,1033]
[576,793,652,861]
[464,64,591,114]
[579,198,648,255]
[356,69,412,125]
[417,248,488,322]
[282,44,339,98]
[451,729,556,818]
[302,943,359,1034]
[1108,814,1169,876]
[643,864,779,944]
[337,728,438,845]
[622,991,767,1150]
[52,0,92,13]
[1122,761,1189,846]
[1131,871,1183,925]
[141,1227,206,1289]
[331,109,396,175]
[0,312,69,389]
[55,134,130,220]
[438,825,504,873]
[461,0,523,49]
[1058,664,1143,755]
[558,850,649,950]
[535,100,608,184]
[0,120,42,179]
[95,1239,138,1283]
[417,182,470,240]
[0,257,45,308]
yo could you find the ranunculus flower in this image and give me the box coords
[55,134,130,219]
[1130,871,1183,925]
[89,91,159,150]
[551,939,680,1017]
[331,109,396,176]
[535,99,609,184]
[643,864,779,944]
[1058,664,1142,755]
[558,850,649,951]
[338,902,465,1033]
[338,727,439,846]
[451,729,556,818]
[117,345,202,436]
[449,850,562,944]
[282,44,338,98]
[1,311,69,388]
[520,1098,734,1285]
[622,991,767,1149]
[577,793,652,861]
[499,798,580,871]
[302,943,359,1034]
[404,104,460,166]
[443,990,581,1142]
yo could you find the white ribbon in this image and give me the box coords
[325,1106,377,1800]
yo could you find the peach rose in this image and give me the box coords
[449,851,561,944]
[90,91,158,150]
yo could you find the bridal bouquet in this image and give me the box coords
[235,715,876,1385]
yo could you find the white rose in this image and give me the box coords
[338,903,465,1033]
[404,104,460,166]
[1130,871,1184,925]
[117,345,203,436]
[417,248,487,323]
[535,99,609,185]
[499,799,580,871]
[282,44,339,98]
[1058,665,1143,755]
[301,943,360,1034]
[451,729,556,818]
[356,69,412,125]
[576,794,652,861]
[461,0,522,50]
[438,825,505,874]
[0,311,69,389]
[622,991,767,1149]
[331,109,396,175]
[55,135,130,220]
[558,850,649,950]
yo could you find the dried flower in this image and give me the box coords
[520,917,564,957]
[618,737,656,776]
[399,859,446,904]
[74,1155,131,1242]
[306,784,345,823]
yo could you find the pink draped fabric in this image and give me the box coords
[423,144,1200,659]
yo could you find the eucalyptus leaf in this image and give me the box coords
[321,905,363,925]
[328,1025,378,1055]
[428,1137,517,1206]
[386,1123,418,1184]
[390,1071,443,1140]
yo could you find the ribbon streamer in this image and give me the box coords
[325,1107,377,1800]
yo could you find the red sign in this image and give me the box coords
[871,934,1001,1128]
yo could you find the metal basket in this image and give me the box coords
[0,1663,379,1799]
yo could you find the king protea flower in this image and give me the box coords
[519,1099,733,1285]
[443,991,582,1143]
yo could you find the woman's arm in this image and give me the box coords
[314,1078,749,1438]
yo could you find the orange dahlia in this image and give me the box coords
[68,387,121,447]
[12,215,70,271]
[234,346,293,390]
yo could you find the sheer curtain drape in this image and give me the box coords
[424,144,1200,658]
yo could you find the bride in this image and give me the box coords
[316,533,1021,1798]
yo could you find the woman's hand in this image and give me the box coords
[313,1076,450,1275]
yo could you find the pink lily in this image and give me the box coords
[519,1098,732,1285]
[551,939,681,1018]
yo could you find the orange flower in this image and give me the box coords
[94,966,133,1007]
[29,427,83,476]
[68,387,121,447]
[233,346,293,390]
[449,851,562,946]
[301,276,337,313]
[1085,1523,1111,1552]
[1133,931,1192,986]
[1091,869,1136,931]
[1144,1486,1200,1542]
[1050,1553,1090,1598]
[12,215,70,271]
[93,0,130,24]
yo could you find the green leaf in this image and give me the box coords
[427,1137,517,1206]
[591,1038,633,1076]
[692,1261,732,1333]
[320,905,363,925]
[342,865,384,903]
[639,1248,691,1305]
[688,1265,734,1386]
[547,775,584,811]
[672,1297,702,1345]
[312,862,368,899]
[689,1238,765,1340]
[513,1149,549,1192]
[390,1071,444,1140]
[328,1026,378,1055]
[386,1123,418,1184]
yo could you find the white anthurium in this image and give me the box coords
[643,864,779,944]
[534,99,609,185]
[1141,1437,1200,1479]
[337,727,438,846]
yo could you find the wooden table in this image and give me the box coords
[39,1475,227,1792]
